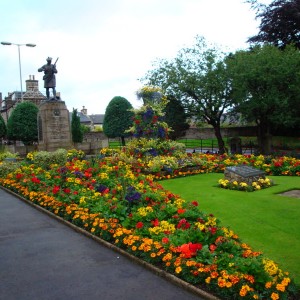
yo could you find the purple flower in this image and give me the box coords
[125,186,142,203]
[95,184,108,193]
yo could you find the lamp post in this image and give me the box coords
[1,41,36,101]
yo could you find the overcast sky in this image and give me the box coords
[0,0,272,114]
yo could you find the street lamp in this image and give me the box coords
[1,41,36,101]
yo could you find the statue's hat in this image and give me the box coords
[46,57,52,61]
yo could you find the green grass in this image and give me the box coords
[177,136,300,150]
[160,174,300,285]
[177,138,219,148]
[108,141,122,148]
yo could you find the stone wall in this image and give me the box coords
[184,126,257,139]
[5,127,257,156]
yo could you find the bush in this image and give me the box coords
[0,151,19,161]
[27,149,67,169]
[124,138,185,157]
[0,161,21,178]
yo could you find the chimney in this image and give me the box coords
[81,106,87,115]
[26,75,39,91]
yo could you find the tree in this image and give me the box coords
[0,115,6,139]
[142,36,232,154]
[7,101,38,145]
[164,95,189,140]
[247,0,300,49]
[103,96,134,146]
[226,44,300,154]
[71,108,83,143]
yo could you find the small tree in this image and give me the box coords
[0,115,7,140]
[7,101,38,145]
[103,96,134,146]
[164,95,189,140]
[71,108,83,143]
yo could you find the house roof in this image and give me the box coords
[89,114,104,124]
[78,112,92,124]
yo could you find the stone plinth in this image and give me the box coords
[37,99,72,152]
[224,165,265,185]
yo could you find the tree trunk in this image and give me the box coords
[121,136,126,146]
[213,124,227,154]
[257,122,272,154]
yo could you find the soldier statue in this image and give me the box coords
[38,57,58,99]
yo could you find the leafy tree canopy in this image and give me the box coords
[164,95,189,140]
[71,108,83,143]
[141,35,232,154]
[246,0,300,49]
[0,115,7,138]
[226,44,300,153]
[7,101,38,145]
[103,96,134,146]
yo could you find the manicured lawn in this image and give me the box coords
[160,174,300,285]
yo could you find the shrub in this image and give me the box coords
[0,161,21,177]
[27,149,67,169]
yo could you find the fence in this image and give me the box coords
[108,138,257,154]
[178,138,257,154]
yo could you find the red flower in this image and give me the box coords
[63,188,71,194]
[52,185,60,194]
[178,242,202,258]
[177,218,191,230]
[16,173,23,180]
[209,244,217,252]
[136,222,144,229]
[191,201,199,206]
[151,218,159,227]
[31,176,41,184]
[189,243,203,254]
[162,237,169,244]
[177,208,186,214]
[210,227,218,235]
[84,172,92,178]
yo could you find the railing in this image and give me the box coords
[107,138,258,154]
[177,139,257,154]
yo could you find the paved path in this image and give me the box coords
[0,188,205,300]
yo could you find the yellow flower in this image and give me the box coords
[175,266,182,274]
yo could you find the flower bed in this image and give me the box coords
[218,177,273,192]
[0,151,298,300]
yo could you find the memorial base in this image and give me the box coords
[224,165,265,185]
[37,99,72,152]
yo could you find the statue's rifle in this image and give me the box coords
[54,57,59,66]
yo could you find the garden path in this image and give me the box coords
[0,188,205,300]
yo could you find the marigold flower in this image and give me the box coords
[271,292,279,300]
